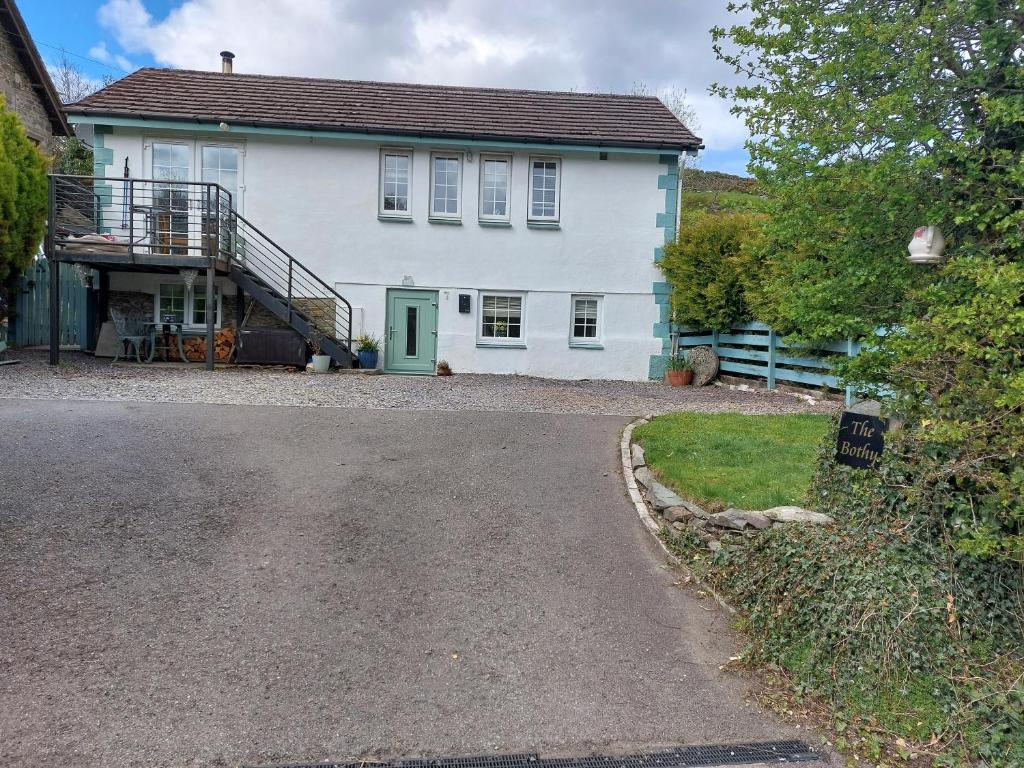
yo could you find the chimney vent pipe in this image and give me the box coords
[220,51,235,74]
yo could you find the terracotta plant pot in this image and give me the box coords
[665,369,694,386]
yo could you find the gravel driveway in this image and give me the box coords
[1,350,834,416]
[1,399,821,768]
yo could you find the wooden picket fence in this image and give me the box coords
[676,321,867,405]
[10,258,88,347]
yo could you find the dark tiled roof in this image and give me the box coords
[67,68,701,151]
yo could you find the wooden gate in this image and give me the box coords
[11,259,87,347]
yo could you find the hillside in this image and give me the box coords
[680,168,764,217]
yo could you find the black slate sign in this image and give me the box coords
[836,411,886,469]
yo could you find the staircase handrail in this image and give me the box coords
[228,210,353,316]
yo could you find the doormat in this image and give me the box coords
[247,740,820,768]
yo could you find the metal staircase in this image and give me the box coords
[226,210,354,366]
[48,173,354,368]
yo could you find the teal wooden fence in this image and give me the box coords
[676,321,865,405]
[11,259,88,347]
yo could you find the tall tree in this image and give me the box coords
[712,0,1023,340]
[713,0,1024,559]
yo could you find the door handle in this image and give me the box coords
[388,326,395,340]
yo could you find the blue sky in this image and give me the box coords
[25,0,752,175]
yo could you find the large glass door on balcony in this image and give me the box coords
[151,141,190,255]
[144,140,244,258]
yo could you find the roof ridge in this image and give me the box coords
[67,66,702,150]
[123,67,666,102]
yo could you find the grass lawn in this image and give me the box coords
[633,412,830,510]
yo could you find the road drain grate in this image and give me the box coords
[248,740,820,768]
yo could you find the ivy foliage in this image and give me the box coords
[674,522,1023,764]
[663,419,1024,763]
[0,98,48,284]
[844,258,1024,561]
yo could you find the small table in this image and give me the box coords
[145,321,187,362]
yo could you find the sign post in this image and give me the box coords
[836,411,886,469]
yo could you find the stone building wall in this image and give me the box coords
[0,27,54,146]
[107,291,153,320]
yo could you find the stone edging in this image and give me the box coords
[619,417,736,615]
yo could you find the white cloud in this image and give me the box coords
[95,0,754,165]
[87,41,134,72]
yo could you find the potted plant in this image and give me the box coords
[307,334,331,373]
[355,334,381,369]
[665,355,694,386]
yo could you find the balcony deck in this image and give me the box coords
[51,243,231,273]
[50,174,234,274]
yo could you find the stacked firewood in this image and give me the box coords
[166,327,236,362]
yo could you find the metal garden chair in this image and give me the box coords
[110,308,150,363]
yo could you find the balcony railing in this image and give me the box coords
[47,173,353,360]
[49,174,234,264]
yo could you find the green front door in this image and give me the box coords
[384,289,438,374]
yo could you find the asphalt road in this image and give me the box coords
[0,400,807,767]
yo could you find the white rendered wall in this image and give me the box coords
[98,127,668,379]
[342,283,659,380]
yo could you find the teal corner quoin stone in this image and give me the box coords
[92,126,115,178]
[663,187,678,215]
[649,354,670,380]
[651,153,680,379]
[651,283,674,379]
[90,126,116,232]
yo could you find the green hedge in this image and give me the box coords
[659,210,764,330]
[0,98,48,284]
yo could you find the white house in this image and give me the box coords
[58,54,701,380]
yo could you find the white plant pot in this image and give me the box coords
[311,354,331,373]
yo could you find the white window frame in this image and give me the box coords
[478,153,512,224]
[199,142,245,212]
[477,292,527,348]
[528,156,561,223]
[429,152,463,221]
[569,294,604,348]
[378,148,413,219]
[155,282,222,330]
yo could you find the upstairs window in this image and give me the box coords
[528,157,560,222]
[479,154,511,223]
[430,153,462,220]
[201,145,240,206]
[379,149,412,217]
